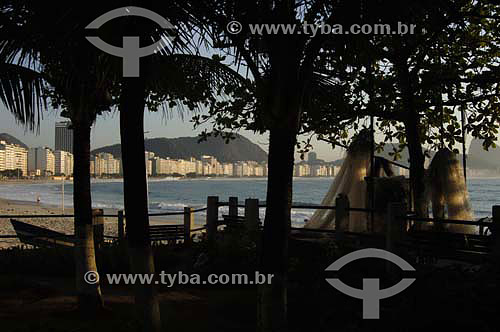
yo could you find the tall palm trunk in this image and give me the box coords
[120,76,161,332]
[73,118,104,311]
[258,123,297,332]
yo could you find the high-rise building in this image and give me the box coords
[55,121,73,153]
[55,150,74,176]
[28,147,55,176]
[0,140,28,176]
[308,152,318,163]
[0,146,5,172]
[222,163,233,176]
[92,153,120,176]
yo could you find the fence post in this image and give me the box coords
[229,196,239,217]
[206,196,219,246]
[245,198,259,240]
[492,206,500,258]
[385,202,406,274]
[184,207,194,246]
[335,194,349,239]
[117,210,125,242]
[92,208,104,250]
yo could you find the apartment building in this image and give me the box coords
[0,140,28,176]
[55,150,74,176]
[28,147,55,176]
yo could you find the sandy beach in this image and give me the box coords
[0,198,186,249]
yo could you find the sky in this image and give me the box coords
[0,104,345,162]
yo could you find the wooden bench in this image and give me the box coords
[221,215,262,232]
[149,224,185,244]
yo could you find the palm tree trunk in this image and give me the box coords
[73,119,104,311]
[258,125,296,332]
[120,76,161,332]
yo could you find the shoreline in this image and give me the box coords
[0,176,341,186]
[2,174,500,187]
[0,197,188,249]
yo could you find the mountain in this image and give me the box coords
[0,133,28,149]
[331,144,433,167]
[467,139,500,171]
[92,134,268,163]
[329,139,500,172]
[331,144,416,167]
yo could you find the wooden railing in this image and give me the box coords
[2,195,498,265]
[0,206,208,248]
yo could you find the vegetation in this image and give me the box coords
[0,0,499,331]
[0,2,114,312]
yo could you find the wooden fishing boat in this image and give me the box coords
[10,219,75,248]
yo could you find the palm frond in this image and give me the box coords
[147,54,252,118]
[0,63,47,131]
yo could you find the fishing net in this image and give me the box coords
[305,132,371,232]
[427,149,475,233]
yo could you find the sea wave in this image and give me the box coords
[0,178,497,222]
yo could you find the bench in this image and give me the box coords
[149,224,185,244]
[221,215,262,232]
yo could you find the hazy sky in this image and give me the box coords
[0,104,345,162]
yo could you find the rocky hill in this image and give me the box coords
[92,134,268,163]
[467,139,500,171]
[0,133,28,148]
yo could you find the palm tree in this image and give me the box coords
[0,2,116,312]
[2,2,247,327]
[117,48,248,332]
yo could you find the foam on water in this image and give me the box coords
[0,177,498,223]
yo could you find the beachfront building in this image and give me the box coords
[308,152,318,163]
[222,163,233,176]
[254,164,266,177]
[153,157,182,175]
[146,159,153,176]
[293,158,339,177]
[194,159,203,175]
[28,147,55,176]
[394,165,410,177]
[310,164,331,177]
[232,162,243,177]
[92,153,120,176]
[0,147,4,172]
[0,140,28,176]
[55,121,73,154]
[55,150,74,176]
[201,155,219,176]
[294,163,310,177]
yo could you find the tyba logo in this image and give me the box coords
[325,248,415,319]
[86,7,176,77]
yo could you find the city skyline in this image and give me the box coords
[0,104,345,162]
[1,122,344,178]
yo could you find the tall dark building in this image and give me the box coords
[55,121,73,153]
[308,151,317,163]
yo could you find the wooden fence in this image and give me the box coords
[1,195,498,265]
[208,195,498,264]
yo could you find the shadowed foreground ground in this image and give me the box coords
[0,276,256,332]
[2,261,500,332]
[1,236,499,331]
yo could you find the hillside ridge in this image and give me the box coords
[92,134,268,163]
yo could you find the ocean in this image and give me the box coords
[0,177,498,225]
